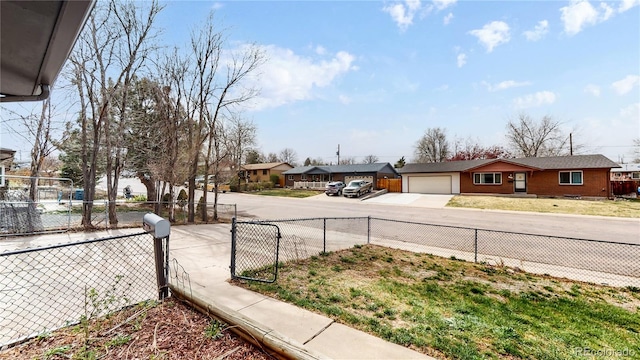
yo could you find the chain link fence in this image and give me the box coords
[232,216,640,287]
[0,232,158,348]
[0,175,74,235]
[0,196,236,236]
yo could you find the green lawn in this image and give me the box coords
[447,196,640,218]
[249,189,323,198]
[239,245,640,360]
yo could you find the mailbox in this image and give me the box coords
[143,213,170,238]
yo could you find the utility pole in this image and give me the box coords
[569,133,573,156]
[336,144,340,165]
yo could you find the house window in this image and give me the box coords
[262,169,268,175]
[473,172,502,185]
[632,172,640,180]
[559,171,583,185]
[253,170,257,175]
[288,175,294,180]
[301,174,307,180]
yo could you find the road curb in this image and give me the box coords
[170,284,330,360]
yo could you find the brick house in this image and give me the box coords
[398,154,619,198]
[241,162,293,185]
[282,163,399,188]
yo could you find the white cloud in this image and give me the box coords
[599,2,614,21]
[211,2,223,10]
[338,94,352,105]
[523,20,549,41]
[432,0,456,10]
[560,0,617,35]
[383,0,422,31]
[611,75,640,95]
[483,80,531,92]
[620,103,640,118]
[619,0,640,12]
[513,91,557,108]
[248,45,357,110]
[584,84,601,96]
[469,21,510,53]
[457,53,467,68]
[315,45,326,55]
[443,12,454,25]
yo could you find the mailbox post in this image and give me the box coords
[143,213,170,300]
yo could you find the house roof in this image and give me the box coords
[399,155,619,174]
[1,1,94,102]
[283,162,399,175]
[242,162,292,170]
[0,148,16,162]
[612,163,640,172]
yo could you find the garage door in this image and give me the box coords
[344,175,374,184]
[408,176,452,194]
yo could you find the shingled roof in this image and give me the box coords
[399,154,619,174]
[283,162,399,175]
[242,162,292,170]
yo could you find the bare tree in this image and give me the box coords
[279,148,297,165]
[414,127,449,163]
[68,0,163,229]
[186,11,265,222]
[339,157,356,165]
[3,98,59,200]
[362,154,379,164]
[226,114,257,175]
[449,136,511,161]
[265,152,279,163]
[632,138,640,163]
[505,113,578,158]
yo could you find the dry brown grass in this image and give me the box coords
[446,196,640,218]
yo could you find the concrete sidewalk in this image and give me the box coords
[168,224,435,360]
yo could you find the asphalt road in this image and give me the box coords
[207,191,640,244]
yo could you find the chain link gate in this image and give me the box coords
[230,219,281,283]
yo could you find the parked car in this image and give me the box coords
[325,181,346,196]
[343,180,372,198]
[206,183,230,193]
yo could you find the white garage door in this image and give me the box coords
[344,175,374,184]
[408,176,452,194]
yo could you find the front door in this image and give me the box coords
[514,172,526,192]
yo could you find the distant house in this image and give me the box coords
[610,163,640,196]
[1,148,16,168]
[610,164,640,181]
[398,154,619,198]
[241,162,293,185]
[282,163,399,188]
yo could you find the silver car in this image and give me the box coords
[325,181,346,196]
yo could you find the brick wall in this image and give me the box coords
[460,169,610,197]
[460,172,513,194]
[527,169,609,197]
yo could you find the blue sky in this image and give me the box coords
[2,0,639,165]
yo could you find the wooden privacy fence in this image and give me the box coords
[611,181,639,196]
[377,178,402,192]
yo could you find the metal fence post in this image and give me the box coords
[323,218,327,253]
[367,216,371,244]
[474,229,478,263]
[143,213,171,300]
[105,200,109,230]
[230,217,237,278]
